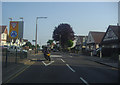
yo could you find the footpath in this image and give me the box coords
[69,53,118,69]
[85,55,118,68]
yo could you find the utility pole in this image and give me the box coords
[19,17,23,47]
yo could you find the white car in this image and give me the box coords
[23,50,27,52]
[7,45,22,53]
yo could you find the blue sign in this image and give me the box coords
[10,31,17,38]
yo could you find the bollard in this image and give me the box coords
[5,48,8,67]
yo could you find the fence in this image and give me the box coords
[2,48,27,67]
[102,48,119,60]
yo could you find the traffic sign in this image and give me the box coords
[9,21,19,39]
[10,31,17,38]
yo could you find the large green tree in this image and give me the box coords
[22,41,32,48]
[67,40,73,47]
[47,40,54,45]
[52,23,75,49]
[37,44,40,49]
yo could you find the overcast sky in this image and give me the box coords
[2,2,118,46]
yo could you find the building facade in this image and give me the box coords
[86,31,105,51]
[0,26,8,46]
[75,35,88,51]
[86,31,105,56]
[101,25,120,58]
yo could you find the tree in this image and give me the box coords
[52,23,75,49]
[42,45,46,49]
[37,44,40,49]
[47,40,54,45]
[67,40,73,47]
[31,45,35,50]
[22,41,32,48]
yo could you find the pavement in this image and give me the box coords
[69,53,118,69]
[87,56,118,69]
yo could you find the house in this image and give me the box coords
[0,26,8,46]
[101,25,120,58]
[86,31,105,56]
[75,35,88,51]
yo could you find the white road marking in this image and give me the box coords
[61,59,65,63]
[80,77,89,85]
[66,64,75,72]
[51,55,62,58]
[70,56,72,57]
[42,61,47,66]
[42,61,54,66]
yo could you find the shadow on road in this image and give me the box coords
[29,59,46,62]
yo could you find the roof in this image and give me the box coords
[109,25,120,39]
[101,25,120,44]
[0,25,8,34]
[90,31,105,44]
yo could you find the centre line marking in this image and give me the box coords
[80,77,89,85]
[61,59,65,63]
[66,64,75,72]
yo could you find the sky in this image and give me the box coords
[2,2,118,46]
[118,1,120,24]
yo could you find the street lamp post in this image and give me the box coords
[8,18,13,46]
[19,17,24,46]
[35,17,47,54]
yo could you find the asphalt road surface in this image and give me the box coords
[6,52,118,84]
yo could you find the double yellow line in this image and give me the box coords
[5,62,35,83]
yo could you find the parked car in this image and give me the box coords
[92,48,101,56]
[29,49,32,51]
[23,50,27,52]
[7,45,22,53]
[53,49,59,52]
[92,49,97,56]
[3,45,9,49]
[0,45,9,49]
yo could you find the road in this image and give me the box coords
[6,52,118,84]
